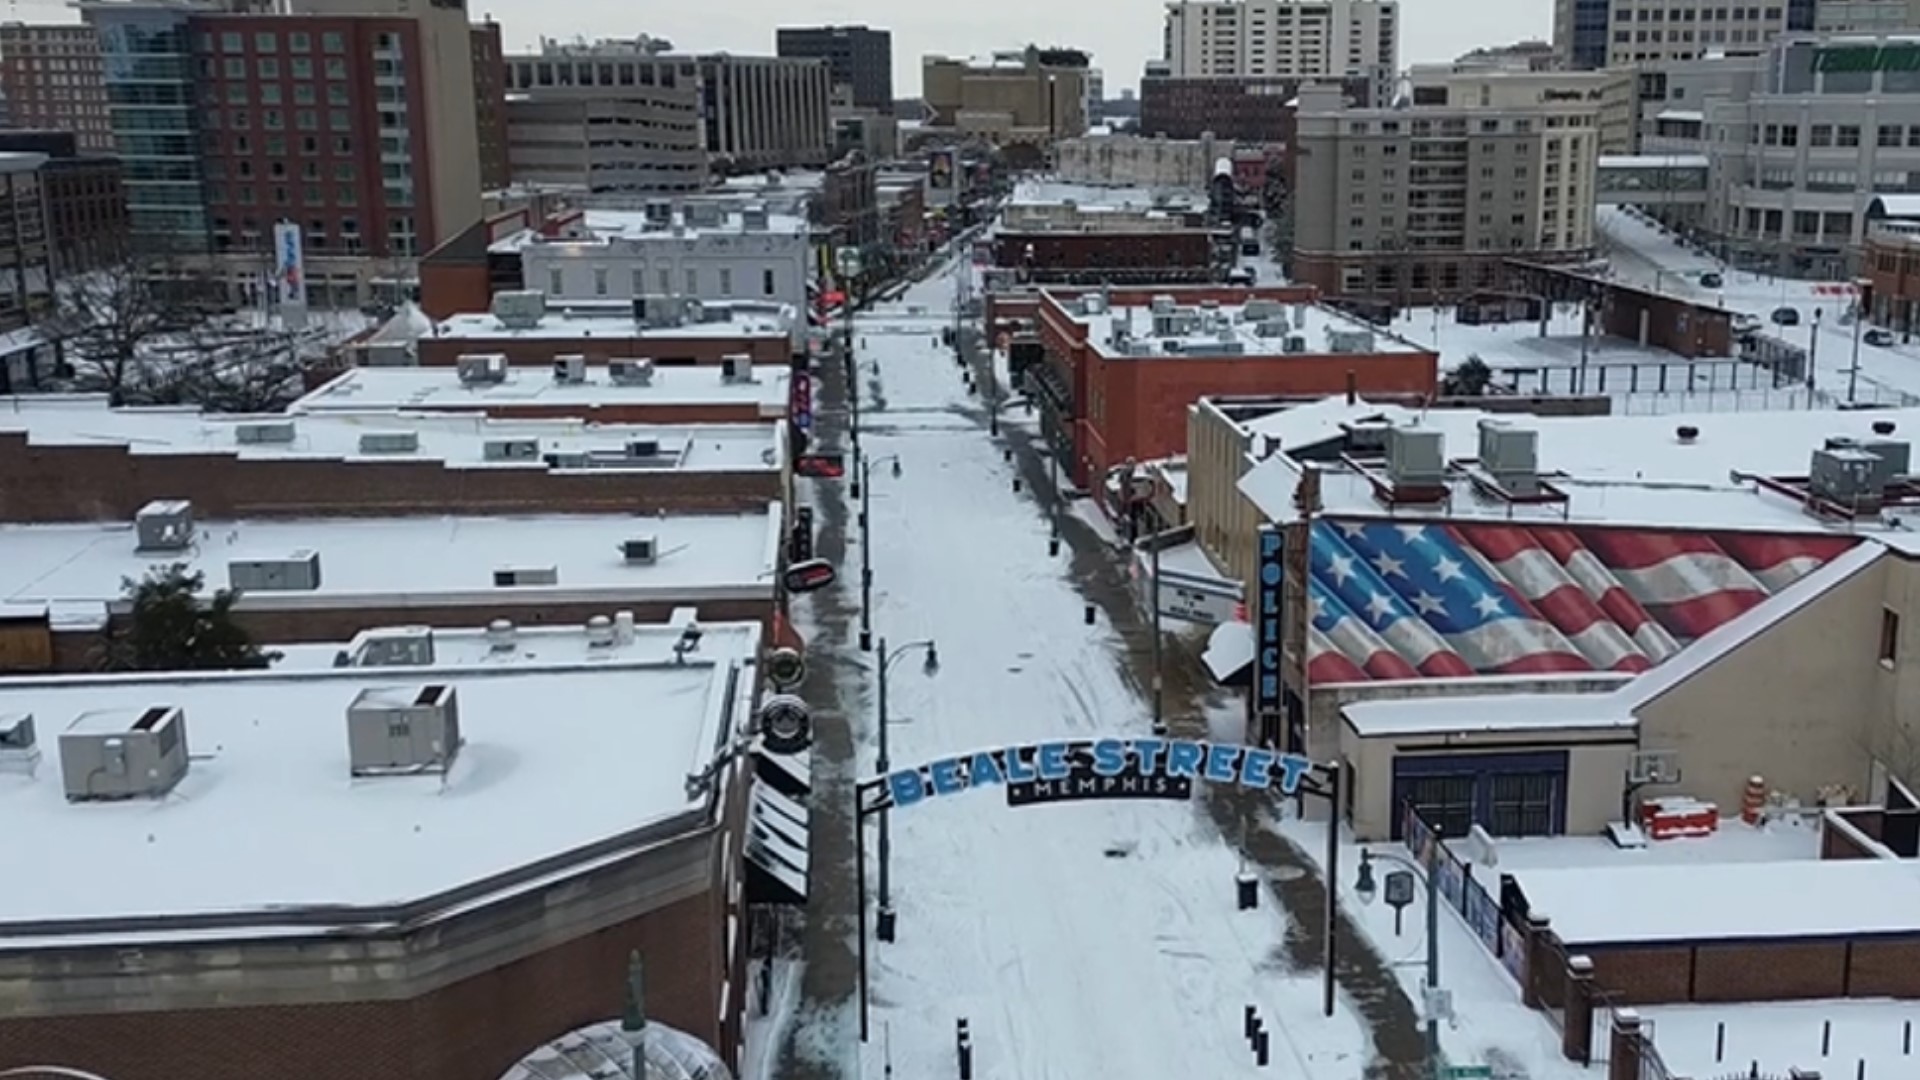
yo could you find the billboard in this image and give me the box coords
[1254,526,1284,713]
[272,220,306,307]
[929,149,955,190]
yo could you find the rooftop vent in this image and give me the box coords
[493,565,558,587]
[609,358,655,385]
[487,618,516,651]
[1149,294,1176,314]
[59,706,190,801]
[358,430,419,454]
[1874,420,1898,436]
[491,289,547,329]
[235,419,297,445]
[1810,445,1885,514]
[134,499,195,553]
[347,684,460,777]
[626,438,662,458]
[622,535,659,564]
[1326,329,1376,354]
[586,614,616,647]
[229,550,322,592]
[1254,316,1291,338]
[1080,293,1106,316]
[0,712,39,776]
[685,298,709,324]
[350,625,436,666]
[720,355,755,384]
[1199,299,1220,311]
[553,354,588,384]
[1283,335,1309,354]
[634,295,684,329]
[643,200,673,226]
[1477,419,1540,495]
[686,202,724,227]
[1242,298,1283,322]
[483,437,541,462]
[741,205,771,230]
[456,353,509,385]
[1344,417,1393,455]
[1386,426,1446,489]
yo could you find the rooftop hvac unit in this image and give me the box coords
[0,712,39,776]
[349,625,436,667]
[553,354,588,384]
[1811,446,1886,511]
[1150,294,1176,314]
[484,437,541,462]
[456,353,509,385]
[493,565,559,587]
[684,298,708,324]
[1242,298,1283,322]
[358,430,419,454]
[626,438,662,457]
[490,289,547,329]
[1080,293,1107,316]
[134,499,195,552]
[346,684,461,777]
[622,535,659,563]
[1214,342,1245,355]
[635,295,683,328]
[1327,329,1376,354]
[1386,426,1446,488]
[1477,419,1540,493]
[229,550,322,592]
[1283,335,1309,353]
[543,450,589,469]
[359,340,414,368]
[59,705,190,801]
[741,205,771,230]
[609,358,655,385]
[644,200,673,226]
[686,202,723,227]
[720,355,754,383]
[235,420,297,445]
[1199,299,1220,311]
[1857,437,1912,489]
[1254,317,1291,338]
[1161,339,1184,354]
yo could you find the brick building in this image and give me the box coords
[0,149,51,333]
[1139,74,1369,141]
[995,229,1221,285]
[1032,285,1437,491]
[0,130,128,274]
[295,362,793,425]
[0,22,113,153]
[472,21,511,191]
[0,619,777,1080]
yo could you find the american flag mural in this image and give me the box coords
[1303,519,1861,686]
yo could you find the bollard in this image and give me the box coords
[1237,872,1259,911]
[1012,477,1023,493]
[956,1018,973,1080]
[1254,1028,1269,1067]
[1003,449,1013,463]
[1049,537,1061,557]
[1858,1059,1867,1080]
[1243,1005,1257,1041]
[1083,603,1096,625]
[1906,1020,1913,1055]
[1824,1020,1833,1057]
[1717,1021,1726,1063]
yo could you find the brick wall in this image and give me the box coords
[1821,808,1888,859]
[1579,936,1920,1005]
[382,401,778,425]
[0,435,779,522]
[0,892,723,1080]
[416,334,793,367]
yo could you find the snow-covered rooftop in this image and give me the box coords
[1342,692,1635,737]
[293,363,791,417]
[489,207,809,254]
[0,395,785,471]
[0,506,781,618]
[1066,297,1429,359]
[0,623,758,928]
[1007,178,1207,211]
[426,303,797,344]
[1512,859,1920,944]
[1235,397,1920,536]
[270,613,732,672]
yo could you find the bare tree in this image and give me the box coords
[45,254,216,405]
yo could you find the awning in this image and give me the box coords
[755,748,811,800]
[744,783,809,905]
[1203,620,1255,687]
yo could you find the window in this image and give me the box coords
[323,32,345,53]
[325,57,347,79]
[718,267,731,293]
[294,83,315,105]
[593,267,608,296]
[1880,125,1903,148]
[257,57,278,79]
[549,267,563,294]
[658,268,670,292]
[255,31,277,52]
[763,268,775,296]
[221,31,243,53]
[684,268,697,293]
[259,83,281,105]
[290,32,311,53]
[632,267,646,294]
[1488,774,1558,837]
[1882,608,1900,666]
[1838,125,1861,148]
[224,56,246,78]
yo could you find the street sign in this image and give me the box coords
[1442,1066,1492,1079]
[783,559,837,593]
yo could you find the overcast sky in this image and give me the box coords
[479,0,1552,96]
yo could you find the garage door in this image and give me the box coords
[1389,750,1569,841]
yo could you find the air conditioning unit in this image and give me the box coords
[229,550,323,592]
[636,295,683,328]
[358,430,419,454]
[134,499,195,552]
[553,354,588,384]
[483,437,541,462]
[1254,317,1291,338]
[235,420,297,444]
[0,712,39,776]
[684,298,707,324]
[609,358,655,385]
[1478,419,1538,476]
[626,438,662,457]
[1857,437,1912,489]
[622,535,659,563]
[1149,294,1176,314]
[346,684,460,777]
[1811,446,1884,511]
[543,450,589,469]
[1327,329,1377,354]
[1213,341,1245,355]
[1283,335,1309,353]
[1386,427,1447,488]
[1161,340,1184,354]
[720,355,754,383]
[741,205,771,230]
[490,289,547,329]
[456,353,509,385]
[492,565,559,587]
[1242,298,1283,321]
[59,705,190,801]
[348,625,436,667]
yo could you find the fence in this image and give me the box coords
[1400,804,1522,988]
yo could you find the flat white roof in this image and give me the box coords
[0,627,757,926]
[1513,859,1920,944]
[1069,299,1429,359]
[489,207,810,253]
[292,363,791,417]
[270,614,730,672]
[1008,178,1207,211]
[0,394,784,471]
[1342,692,1635,737]
[0,506,782,618]
[428,306,795,343]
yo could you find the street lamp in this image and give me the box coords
[874,635,938,942]
[858,453,902,652]
[1353,832,1445,1075]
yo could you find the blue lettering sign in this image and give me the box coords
[1275,753,1312,795]
[1255,525,1285,713]
[1004,746,1038,782]
[1037,742,1071,780]
[929,757,966,795]
[1240,747,1275,788]
[969,750,1005,786]
[887,770,926,808]
[861,740,1325,810]
[1203,743,1240,784]
[1133,738,1167,774]
[1091,738,1127,777]
[1165,740,1203,779]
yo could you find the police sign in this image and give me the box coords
[1254,526,1284,713]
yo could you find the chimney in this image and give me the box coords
[1345,369,1357,405]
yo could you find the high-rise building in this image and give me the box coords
[81,0,486,307]
[0,23,114,153]
[0,149,52,332]
[505,42,831,176]
[1161,0,1398,107]
[922,47,1091,144]
[1553,0,1816,69]
[1140,73,1372,140]
[472,21,510,191]
[776,24,892,112]
[1289,71,1608,301]
[0,130,128,275]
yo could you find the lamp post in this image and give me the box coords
[858,454,902,652]
[874,636,938,942]
[1354,829,1445,1076]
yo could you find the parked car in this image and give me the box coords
[1865,327,1897,347]
[1771,306,1801,326]
[1699,272,1724,289]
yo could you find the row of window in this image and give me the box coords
[556,264,782,298]
[205,134,357,162]
[203,107,358,132]
[1350,117,1542,136]
[199,30,356,56]
[210,214,416,255]
[1613,5,1781,21]
[1616,26,1769,42]
[1732,207,1856,239]
[1757,123,1920,149]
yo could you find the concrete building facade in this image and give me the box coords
[776,24,893,112]
[0,131,122,277]
[0,22,114,153]
[0,150,51,333]
[1553,0,1814,69]
[1055,132,1231,188]
[1161,0,1399,107]
[921,48,1090,144]
[1290,78,1603,301]
[1139,73,1370,140]
[698,54,833,171]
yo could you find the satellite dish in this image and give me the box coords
[767,647,806,690]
